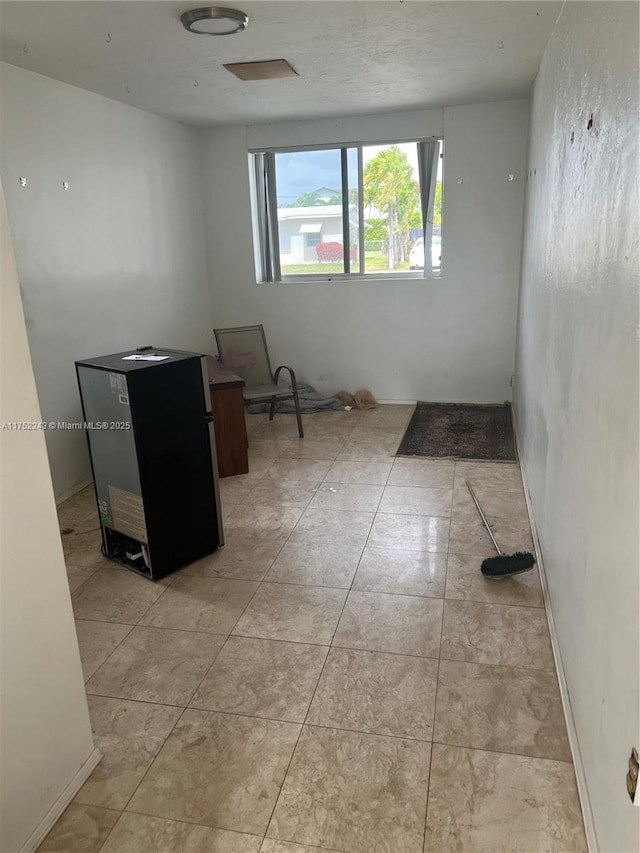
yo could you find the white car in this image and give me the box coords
[409,236,441,270]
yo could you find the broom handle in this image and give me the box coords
[465,480,502,556]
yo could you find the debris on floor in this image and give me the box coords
[246,382,348,414]
[336,389,377,410]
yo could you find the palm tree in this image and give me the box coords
[363,146,419,269]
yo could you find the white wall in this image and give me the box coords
[514,4,639,851]
[0,181,96,853]
[199,101,529,402]
[0,63,213,498]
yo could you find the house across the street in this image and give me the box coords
[277,203,358,264]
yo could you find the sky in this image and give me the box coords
[275,142,421,207]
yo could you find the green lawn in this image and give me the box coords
[281,252,410,276]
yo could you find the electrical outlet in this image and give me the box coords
[627,747,639,805]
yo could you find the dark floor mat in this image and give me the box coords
[397,402,516,461]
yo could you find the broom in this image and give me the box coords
[465,480,535,578]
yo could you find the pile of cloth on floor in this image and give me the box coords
[246,383,376,414]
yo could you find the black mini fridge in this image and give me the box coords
[76,347,223,580]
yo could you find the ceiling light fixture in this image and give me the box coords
[180,6,248,36]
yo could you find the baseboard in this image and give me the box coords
[55,478,92,506]
[18,747,102,853]
[375,399,514,406]
[512,415,599,853]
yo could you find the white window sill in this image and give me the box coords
[258,271,443,285]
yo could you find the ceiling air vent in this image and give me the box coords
[223,59,298,81]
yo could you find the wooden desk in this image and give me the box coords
[206,356,249,478]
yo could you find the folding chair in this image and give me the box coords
[213,324,304,438]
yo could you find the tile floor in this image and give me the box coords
[41,406,588,853]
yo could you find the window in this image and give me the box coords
[251,139,443,281]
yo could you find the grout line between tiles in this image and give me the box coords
[286,717,435,745]
[112,804,266,843]
[260,708,309,841]
[90,810,129,853]
[66,567,101,594]
[441,595,551,616]
[428,736,575,764]
[80,623,136,684]
[179,574,275,708]
[84,615,233,637]
[421,463,456,849]
[443,589,545,609]
[261,578,441,595]
[231,633,440,659]
[260,837,350,853]
[113,706,189,816]
[213,628,556,671]
[85,693,187,711]
[259,489,375,844]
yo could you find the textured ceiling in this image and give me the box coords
[0,1,562,126]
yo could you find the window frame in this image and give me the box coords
[250,137,443,284]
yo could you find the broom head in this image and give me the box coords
[481,551,536,579]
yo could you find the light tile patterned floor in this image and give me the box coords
[40,406,588,853]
